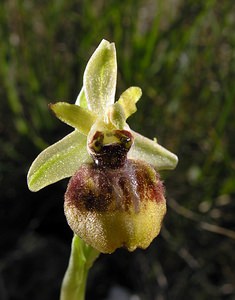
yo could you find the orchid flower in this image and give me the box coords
[27,39,178,300]
[27,39,178,193]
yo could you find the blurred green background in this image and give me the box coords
[1,0,235,299]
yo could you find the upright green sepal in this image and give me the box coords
[27,131,92,192]
[84,39,117,115]
[50,102,97,135]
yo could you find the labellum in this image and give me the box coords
[64,129,166,253]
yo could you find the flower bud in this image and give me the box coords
[64,130,166,253]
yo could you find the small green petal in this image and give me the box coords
[117,87,142,119]
[75,87,88,109]
[107,102,126,129]
[84,39,117,115]
[27,131,92,192]
[129,131,178,170]
[50,102,97,135]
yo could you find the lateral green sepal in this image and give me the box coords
[128,130,178,170]
[27,130,92,191]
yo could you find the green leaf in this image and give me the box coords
[27,131,92,192]
[75,87,88,109]
[128,131,178,170]
[50,102,97,135]
[84,39,117,115]
[117,86,142,119]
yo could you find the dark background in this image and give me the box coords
[1,1,235,299]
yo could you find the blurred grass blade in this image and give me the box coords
[27,131,92,191]
[117,87,142,119]
[84,39,117,114]
[129,131,178,170]
[50,102,97,135]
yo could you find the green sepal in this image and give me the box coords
[84,39,117,115]
[50,102,97,135]
[117,87,142,119]
[27,130,92,192]
[129,131,178,170]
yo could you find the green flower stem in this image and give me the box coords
[60,235,100,300]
